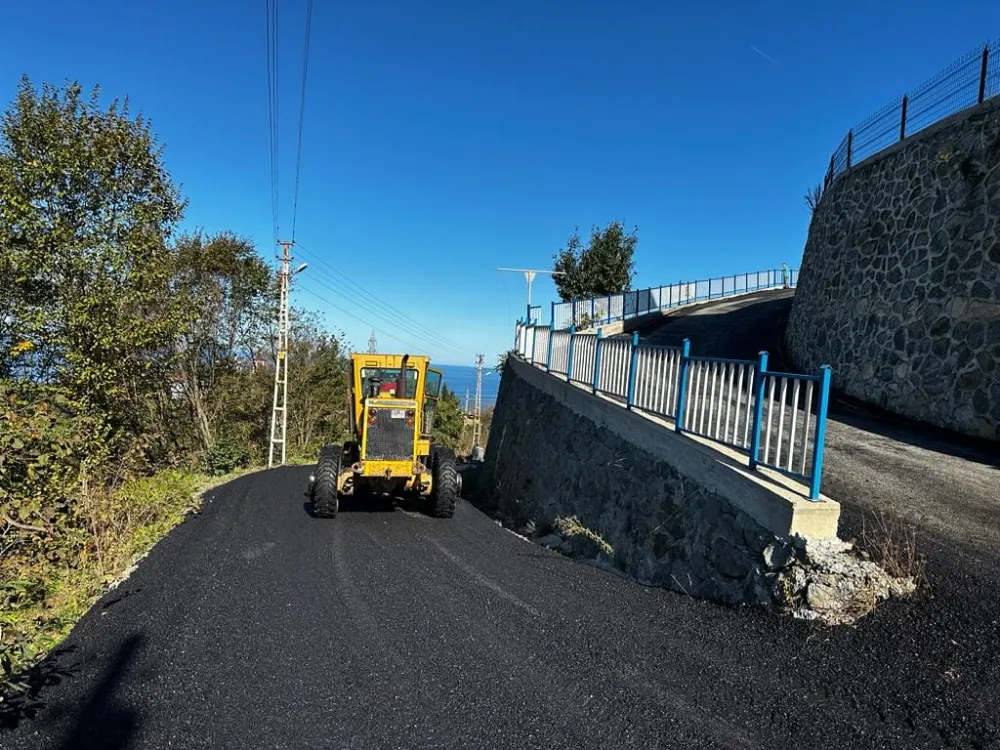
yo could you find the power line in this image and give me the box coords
[296,285,458,357]
[291,0,314,241]
[294,268,470,360]
[294,242,474,355]
[294,259,471,359]
[264,0,279,242]
[273,0,280,239]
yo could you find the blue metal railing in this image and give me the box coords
[550,267,798,329]
[512,320,831,500]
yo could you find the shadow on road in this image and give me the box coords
[302,495,405,517]
[55,634,142,750]
[0,646,78,732]
[1,635,142,750]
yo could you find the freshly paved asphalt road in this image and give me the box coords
[3,464,1000,749]
[3,291,998,749]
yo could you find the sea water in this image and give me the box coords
[435,364,500,408]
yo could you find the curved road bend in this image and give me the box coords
[1,293,997,749]
[628,289,1000,552]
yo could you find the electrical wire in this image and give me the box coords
[264,0,279,242]
[294,242,475,356]
[296,285,463,358]
[291,0,314,241]
[273,0,280,239]
[293,265,472,361]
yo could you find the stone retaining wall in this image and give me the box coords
[484,357,853,611]
[787,99,1000,440]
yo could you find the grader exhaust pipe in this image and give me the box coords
[396,354,409,397]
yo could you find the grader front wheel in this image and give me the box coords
[428,447,458,519]
[313,444,341,518]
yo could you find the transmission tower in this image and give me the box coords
[367,330,378,353]
[472,354,484,449]
[268,241,307,468]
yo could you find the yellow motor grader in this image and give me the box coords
[307,353,459,518]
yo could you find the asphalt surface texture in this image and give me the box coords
[3,291,998,749]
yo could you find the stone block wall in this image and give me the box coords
[484,358,822,607]
[786,100,1000,440]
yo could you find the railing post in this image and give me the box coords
[846,130,853,169]
[625,331,639,410]
[748,351,769,470]
[674,338,691,433]
[809,365,832,500]
[592,329,603,394]
[899,94,908,141]
[979,44,990,104]
[606,294,611,324]
[590,297,595,326]
[566,325,576,383]
[546,322,554,372]
[530,325,538,365]
[550,300,555,327]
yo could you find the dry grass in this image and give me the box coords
[858,509,925,582]
[554,515,615,559]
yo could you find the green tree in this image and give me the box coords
[284,311,351,458]
[432,384,464,453]
[552,220,637,301]
[169,231,274,455]
[0,78,187,450]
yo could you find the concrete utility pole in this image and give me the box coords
[497,268,565,322]
[268,241,307,468]
[472,354,484,450]
[367,330,378,353]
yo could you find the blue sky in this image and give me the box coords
[3,0,999,365]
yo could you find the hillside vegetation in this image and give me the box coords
[0,79,358,692]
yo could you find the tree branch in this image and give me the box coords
[4,515,48,534]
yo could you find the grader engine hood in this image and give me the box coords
[362,399,419,461]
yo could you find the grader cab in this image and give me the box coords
[307,353,459,518]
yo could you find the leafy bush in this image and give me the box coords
[202,439,251,476]
[0,384,110,547]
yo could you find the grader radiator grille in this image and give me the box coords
[364,405,416,460]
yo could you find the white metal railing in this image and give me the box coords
[596,337,631,399]
[532,325,550,366]
[681,357,757,449]
[755,372,821,479]
[570,334,598,384]
[510,323,831,499]
[549,330,572,376]
[632,345,684,418]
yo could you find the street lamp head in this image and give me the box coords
[294,263,308,275]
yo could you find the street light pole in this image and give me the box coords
[497,267,565,323]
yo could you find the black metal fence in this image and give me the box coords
[825,38,1000,186]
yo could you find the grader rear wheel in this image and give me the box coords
[313,444,341,518]
[428,446,458,519]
